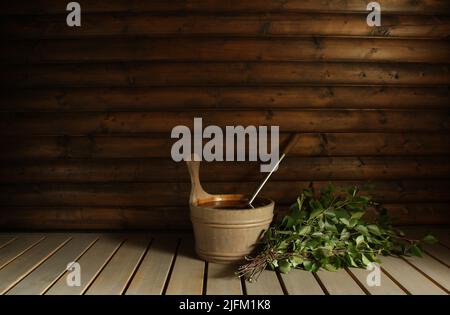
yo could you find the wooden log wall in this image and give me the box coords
[0,0,449,230]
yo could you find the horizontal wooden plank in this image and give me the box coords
[2,14,449,39]
[1,110,448,135]
[0,235,45,269]
[0,235,70,294]
[403,253,450,291]
[347,267,406,294]
[84,236,149,295]
[1,87,449,111]
[0,180,448,206]
[2,38,449,63]
[422,244,450,266]
[6,235,97,295]
[165,238,205,295]
[3,63,448,88]
[0,157,448,183]
[125,237,178,295]
[398,228,450,265]
[245,270,284,295]
[2,133,448,159]
[45,236,123,295]
[316,269,366,294]
[280,269,325,294]
[206,263,243,295]
[380,256,446,294]
[1,0,448,15]
[0,203,447,230]
[429,228,450,247]
[420,233,450,265]
[0,236,16,249]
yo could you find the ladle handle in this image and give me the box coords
[186,156,211,204]
[282,133,301,155]
[248,133,300,205]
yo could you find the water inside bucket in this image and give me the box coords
[198,197,269,210]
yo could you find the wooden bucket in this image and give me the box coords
[187,160,274,263]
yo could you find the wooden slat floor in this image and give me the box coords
[0,230,448,295]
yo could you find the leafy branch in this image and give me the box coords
[237,184,438,282]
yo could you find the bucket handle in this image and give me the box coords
[186,156,212,204]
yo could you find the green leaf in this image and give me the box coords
[318,219,325,230]
[351,211,365,220]
[324,220,338,233]
[347,255,358,267]
[367,225,381,236]
[310,263,320,272]
[277,241,288,250]
[309,208,323,220]
[349,218,359,228]
[334,209,349,219]
[282,216,295,228]
[290,256,303,267]
[323,264,338,272]
[340,228,350,240]
[356,235,365,247]
[355,225,369,236]
[303,189,313,197]
[302,260,314,272]
[339,218,350,227]
[298,226,312,236]
[410,244,422,257]
[278,260,292,273]
[297,195,305,210]
[361,254,372,266]
[319,246,333,257]
[305,239,319,248]
[422,234,438,245]
[348,186,358,197]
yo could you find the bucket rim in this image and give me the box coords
[191,194,274,212]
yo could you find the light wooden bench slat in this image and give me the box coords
[0,232,448,295]
[280,269,324,295]
[126,236,178,295]
[316,269,366,295]
[245,270,284,295]
[431,229,450,248]
[400,228,450,266]
[0,236,16,249]
[165,238,205,295]
[403,227,450,249]
[347,267,406,295]
[206,263,242,295]
[380,256,446,295]
[0,235,45,269]
[422,244,450,266]
[6,235,98,295]
[403,254,450,291]
[0,235,70,294]
[85,236,150,295]
[45,235,123,295]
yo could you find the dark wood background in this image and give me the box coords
[0,0,449,230]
